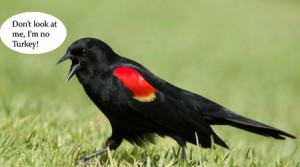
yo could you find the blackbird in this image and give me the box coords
[57,38,295,163]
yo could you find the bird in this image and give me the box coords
[57,37,295,163]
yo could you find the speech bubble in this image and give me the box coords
[0,12,67,54]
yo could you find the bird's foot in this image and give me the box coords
[76,148,108,165]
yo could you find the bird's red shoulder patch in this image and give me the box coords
[113,66,157,102]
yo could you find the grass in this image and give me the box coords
[1,0,299,166]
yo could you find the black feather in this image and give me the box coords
[58,38,295,161]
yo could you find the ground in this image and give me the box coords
[0,0,299,166]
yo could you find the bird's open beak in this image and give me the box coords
[57,53,82,83]
[56,52,72,65]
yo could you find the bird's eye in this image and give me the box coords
[82,49,88,56]
[71,48,88,56]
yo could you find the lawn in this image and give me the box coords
[0,0,299,166]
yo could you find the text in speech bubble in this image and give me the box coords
[0,12,67,54]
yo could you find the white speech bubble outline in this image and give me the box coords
[0,12,67,54]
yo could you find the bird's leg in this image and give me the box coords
[181,145,187,160]
[173,136,187,160]
[76,135,122,164]
[77,147,108,164]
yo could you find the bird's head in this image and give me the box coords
[57,38,116,83]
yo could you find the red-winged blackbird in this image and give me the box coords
[57,38,295,163]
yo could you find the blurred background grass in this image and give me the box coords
[0,0,299,166]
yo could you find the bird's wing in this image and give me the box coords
[112,64,229,148]
[129,64,295,140]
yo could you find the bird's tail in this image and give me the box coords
[207,108,296,139]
